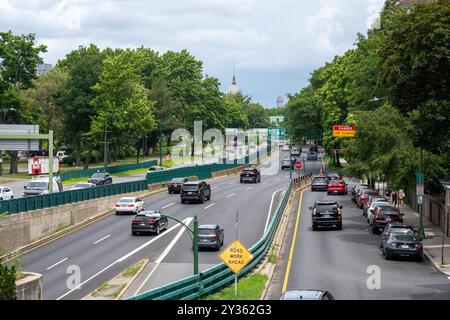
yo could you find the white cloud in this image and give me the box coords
[0,0,385,106]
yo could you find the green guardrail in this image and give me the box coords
[0,180,148,215]
[59,159,158,181]
[127,173,311,300]
[0,147,269,216]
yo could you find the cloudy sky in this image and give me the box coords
[0,0,385,107]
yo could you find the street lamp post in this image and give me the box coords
[160,214,199,275]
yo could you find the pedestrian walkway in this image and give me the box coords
[399,203,450,276]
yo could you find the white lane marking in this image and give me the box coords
[448,277,450,281]
[264,188,287,233]
[93,234,111,245]
[162,202,174,209]
[46,258,68,270]
[56,218,191,300]
[262,182,268,185]
[246,187,254,190]
[229,182,236,185]
[134,218,194,295]
[204,203,216,210]
[227,193,236,198]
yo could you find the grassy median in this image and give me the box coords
[205,273,268,300]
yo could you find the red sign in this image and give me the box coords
[295,161,303,169]
[332,125,356,137]
[333,125,356,131]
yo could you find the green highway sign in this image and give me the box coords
[416,173,424,184]
[268,127,286,139]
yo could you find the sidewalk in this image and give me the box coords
[399,202,450,276]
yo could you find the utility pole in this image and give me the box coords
[418,148,425,240]
[101,118,111,173]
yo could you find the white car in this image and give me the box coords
[115,197,145,215]
[0,186,14,200]
[367,201,391,223]
[282,145,290,151]
[70,182,96,190]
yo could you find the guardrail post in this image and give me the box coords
[194,215,199,275]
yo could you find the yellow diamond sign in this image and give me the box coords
[219,239,253,274]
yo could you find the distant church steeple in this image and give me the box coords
[229,64,240,95]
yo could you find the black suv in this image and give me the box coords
[311,176,328,191]
[240,168,261,183]
[131,211,168,235]
[88,172,113,185]
[181,181,211,203]
[198,224,224,251]
[310,201,343,231]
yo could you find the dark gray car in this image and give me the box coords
[198,224,224,251]
[382,233,423,261]
[307,151,318,161]
[311,176,328,191]
[181,180,211,203]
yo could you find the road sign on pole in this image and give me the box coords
[332,125,356,138]
[294,161,303,170]
[219,239,253,274]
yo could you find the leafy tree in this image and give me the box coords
[22,68,68,145]
[244,102,270,128]
[0,31,46,173]
[90,49,156,163]
[0,264,16,300]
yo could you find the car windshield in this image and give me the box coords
[91,173,105,178]
[183,185,199,191]
[243,169,254,173]
[379,210,399,218]
[171,178,185,183]
[329,180,343,185]
[26,182,48,190]
[313,177,327,183]
[391,227,414,234]
[199,229,216,235]
[393,234,420,241]
[119,198,134,203]
[316,205,338,213]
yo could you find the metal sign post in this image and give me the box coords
[235,210,239,296]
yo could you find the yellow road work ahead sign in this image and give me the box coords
[219,239,253,274]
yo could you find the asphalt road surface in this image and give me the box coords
[278,176,450,299]
[19,148,314,300]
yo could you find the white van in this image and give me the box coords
[23,175,63,197]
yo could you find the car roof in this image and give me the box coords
[137,210,161,216]
[119,197,137,200]
[183,180,204,185]
[242,167,255,170]
[282,290,325,300]
[313,176,327,179]
[199,224,218,229]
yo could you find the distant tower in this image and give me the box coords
[228,64,240,95]
[276,96,284,108]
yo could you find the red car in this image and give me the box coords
[327,180,347,195]
[357,189,379,209]
[370,207,404,234]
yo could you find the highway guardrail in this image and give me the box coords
[126,173,312,300]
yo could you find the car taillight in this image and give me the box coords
[168,183,173,187]
[147,221,157,225]
[415,243,423,249]
[115,204,120,207]
[132,220,138,225]
[128,204,135,207]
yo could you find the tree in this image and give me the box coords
[0,31,47,173]
[22,68,68,145]
[0,264,16,300]
[57,44,111,167]
[244,103,270,128]
[90,49,156,163]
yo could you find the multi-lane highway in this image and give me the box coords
[269,177,450,300]
[20,148,307,300]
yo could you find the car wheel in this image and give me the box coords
[10,196,13,199]
[116,211,120,215]
[416,255,423,262]
[132,231,137,236]
[156,226,160,235]
[336,224,342,231]
[200,194,205,203]
[384,252,391,260]
[312,224,318,231]
[181,199,186,204]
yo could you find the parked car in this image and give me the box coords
[0,186,13,200]
[382,233,423,261]
[281,158,294,170]
[363,196,388,217]
[69,182,96,190]
[327,179,347,195]
[356,189,379,209]
[311,176,328,192]
[88,172,112,185]
[240,167,261,183]
[115,197,145,215]
[291,147,301,157]
[310,201,343,231]
[181,180,211,204]
[280,290,335,300]
[370,207,403,234]
[197,224,224,251]
[131,210,168,235]
[282,145,290,152]
[309,145,319,153]
[380,223,416,248]
[351,183,369,203]
[307,151,318,161]
[168,177,188,194]
[23,176,63,197]
[366,201,392,221]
